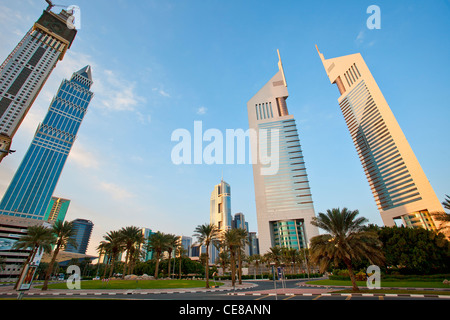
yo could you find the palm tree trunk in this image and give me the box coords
[179,256,182,280]
[154,252,161,279]
[344,259,359,292]
[238,249,242,285]
[42,243,61,290]
[205,244,210,288]
[167,250,172,279]
[108,255,116,278]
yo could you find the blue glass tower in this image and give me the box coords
[0,66,94,220]
[65,218,94,254]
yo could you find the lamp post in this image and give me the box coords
[270,262,277,300]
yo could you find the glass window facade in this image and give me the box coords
[0,67,93,220]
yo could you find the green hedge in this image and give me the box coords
[329,273,450,282]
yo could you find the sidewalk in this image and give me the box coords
[0,280,257,297]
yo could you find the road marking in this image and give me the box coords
[255,295,270,300]
[379,296,384,300]
[283,295,296,300]
[345,295,351,300]
[312,295,321,300]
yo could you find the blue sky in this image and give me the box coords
[0,0,449,256]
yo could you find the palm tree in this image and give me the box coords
[147,231,169,279]
[176,244,187,279]
[41,220,77,290]
[265,246,283,267]
[193,223,219,288]
[103,230,123,278]
[248,254,262,279]
[13,225,55,290]
[432,195,450,234]
[235,228,248,285]
[96,241,108,278]
[310,208,385,291]
[222,228,241,286]
[165,234,179,279]
[119,226,144,278]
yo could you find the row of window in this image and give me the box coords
[341,80,421,211]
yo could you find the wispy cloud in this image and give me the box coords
[152,87,171,98]
[197,106,207,115]
[98,181,136,201]
[68,143,100,169]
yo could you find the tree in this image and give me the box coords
[310,208,385,291]
[103,230,123,278]
[41,220,77,290]
[432,195,450,235]
[193,223,219,288]
[119,226,144,278]
[235,228,248,285]
[222,229,241,286]
[248,254,262,279]
[147,231,170,279]
[12,225,55,290]
[165,234,179,279]
[375,225,450,274]
[176,244,187,279]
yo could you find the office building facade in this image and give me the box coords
[316,47,445,233]
[210,179,232,233]
[0,66,94,220]
[247,51,319,254]
[65,218,93,254]
[43,196,70,223]
[0,9,77,162]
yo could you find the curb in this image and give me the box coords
[226,292,450,299]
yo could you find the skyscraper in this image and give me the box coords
[316,46,445,233]
[210,179,232,233]
[247,51,319,254]
[65,218,93,254]
[209,179,232,264]
[43,196,70,223]
[0,66,94,220]
[0,8,77,162]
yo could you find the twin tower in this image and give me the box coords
[247,48,445,254]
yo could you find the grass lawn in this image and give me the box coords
[37,279,224,290]
[306,279,450,289]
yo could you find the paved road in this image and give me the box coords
[0,279,448,301]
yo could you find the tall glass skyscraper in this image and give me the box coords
[316,46,446,234]
[247,51,319,254]
[0,66,94,220]
[0,8,77,162]
[65,218,94,254]
[210,179,232,233]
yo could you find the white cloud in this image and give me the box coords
[197,106,207,115]
[152,87,171,98]
[356,30,365,43]
[98,181,136,201]
[68,143,100,169]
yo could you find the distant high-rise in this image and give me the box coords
[316,46,445,233]
[44,196,70,223]
[232,212,249,231]
[65,218,93,254]
[0,66,94,220]
[210,179,232,233]
[247,51,319,254]
[0,8,77,162]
